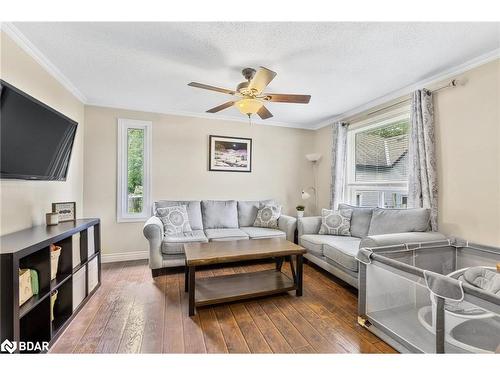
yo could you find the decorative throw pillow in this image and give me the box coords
[253,205,282,229]
[156,205,192,236]
[318,208,352,236]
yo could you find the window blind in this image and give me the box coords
[355,120,409,182]
[355,191,380,207]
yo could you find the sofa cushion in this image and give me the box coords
[299,235,325,256]
[368,208,430,235]
[254,205,281,229]
[154,200,203,230]
[324,257,360,279]
[300,234,357,258]
[240,226,286,239]
[161,230,208,255]
[338,204,373,238]
[202,200,239,229]
[237,199,274,227]
[318,208,352,236]
[204,228,249,241]
[323,237,362,272]
[157,206,192,236]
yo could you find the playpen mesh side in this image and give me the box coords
[361,243,500,353]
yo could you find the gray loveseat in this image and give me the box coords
[297,204,446,288]
[144,199,297,276]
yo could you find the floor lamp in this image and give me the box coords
[302,153,321,214]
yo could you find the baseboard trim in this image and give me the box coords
[101,250,149,263]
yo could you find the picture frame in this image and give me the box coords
[52,201,76,222]
[209,135,252,173]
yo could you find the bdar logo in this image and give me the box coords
[1,339,17,353]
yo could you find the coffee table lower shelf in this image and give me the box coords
[194,269,296,308]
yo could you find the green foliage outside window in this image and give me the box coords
[127,129,144,213]
[367,120,409,138]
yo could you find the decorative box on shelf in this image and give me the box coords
[18,269,33,306]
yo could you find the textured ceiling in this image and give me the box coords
[11,22,500,128]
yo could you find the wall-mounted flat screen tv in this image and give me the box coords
[0,80,78,181]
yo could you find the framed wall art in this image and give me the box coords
[209,135,252,173]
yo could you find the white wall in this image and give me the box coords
[83,106,315,258]
[434,59,500,246]
[0,32,85,235]
[313,124,333,214]
[3,26,497,253]
[314,58,500,246]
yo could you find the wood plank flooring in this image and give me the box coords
[50,259,397,354]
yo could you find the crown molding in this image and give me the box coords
[1,23,313,130]
[2,22,313,130]
[3,21,497,131]
[311,48,500,130]
[1,22,88,103]
[85,101,315,130]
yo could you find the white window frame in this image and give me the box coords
[117,118,152,222]
[345,108,410,208]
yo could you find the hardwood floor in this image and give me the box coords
[50,259,397,354]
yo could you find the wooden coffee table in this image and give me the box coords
[183,238,306,316]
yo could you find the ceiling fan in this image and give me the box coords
[188,67,311,120]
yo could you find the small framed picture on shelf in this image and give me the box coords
[52,202,76,222]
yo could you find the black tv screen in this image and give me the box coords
[0,80,78,181]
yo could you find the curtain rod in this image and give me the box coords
[357,79,462,120]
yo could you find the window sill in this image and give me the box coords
[116,216,149,223]
[347,182,408,187]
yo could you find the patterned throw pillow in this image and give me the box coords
[253,205,282,229]
[156,205,192,236]
[318,208,352,236]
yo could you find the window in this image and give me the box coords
[345,111,410,209]
[117,119,152,222]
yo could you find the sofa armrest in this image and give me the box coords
[360,231,447,249]
[143,216,164,269]
[278,215,297,242]
[297,216,322,237]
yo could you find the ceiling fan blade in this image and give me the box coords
[257,106,273,120]
[188,82,236,95]
[248,67,277,93]
[264,93,311,104]
[206,101,235,113]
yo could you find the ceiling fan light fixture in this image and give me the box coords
[188,66,310,120]
[236,98,262,115]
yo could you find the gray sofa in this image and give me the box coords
[297,204,446,288]
[143,199,297,275]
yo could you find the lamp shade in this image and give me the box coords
[236,98,262,115]
[305,153,322,162]
[301,190,311,200]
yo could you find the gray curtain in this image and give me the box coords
[408,89,438,231]
[330,122,348,210]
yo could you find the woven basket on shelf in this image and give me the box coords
[50,245,62,280]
